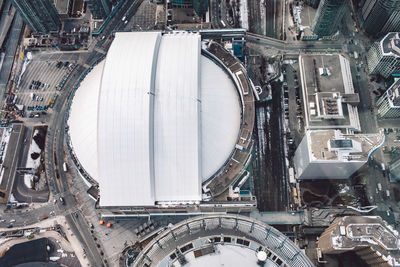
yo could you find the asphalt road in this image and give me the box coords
[40,1,148,264]
[66,211,104,267]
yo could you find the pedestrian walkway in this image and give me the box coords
[250,210,305,225]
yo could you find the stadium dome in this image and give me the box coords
[132,215,314,267]
[67,32,242,207]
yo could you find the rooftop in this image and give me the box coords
[299,54,360,131]
[381,32,400,57]
[308,130,384,162]
[67,32,245,206]
[321,216,400,265]
[54,0,70,15]
[387,79,400,108]
[133,215,314,267]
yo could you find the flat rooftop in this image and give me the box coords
[54,0,70,15]
[203,41,255,197]
[381,32,400,57]
[299,54,360,131]
[321,216,400,265]
[309,130,383,162]
[387,79,400,107]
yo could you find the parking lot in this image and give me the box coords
[15,53,81,119]
[127,0,157,30]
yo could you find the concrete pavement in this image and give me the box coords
[246,32,343,52]
[250,210,305,225]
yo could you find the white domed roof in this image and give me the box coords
[67,32,240,206]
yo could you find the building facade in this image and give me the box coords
[86,0,112,20]
[318,216,400,266]
[377,79,400,118]
[171,0,192,6]
[367,32,400,78]
[361,0,400,36]
[11,0,61,33]
[304,0,321,8]
[390,157,400,181]
[171,0,209,17]
[312,0,347,37]
[294,130,383,179]
[192,0,208,17]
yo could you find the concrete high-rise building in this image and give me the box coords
[294,130,383,179]
[377,78,400,118]
[390,157,400,181]
[86,0,112,20]
[312,0,347,37]
[318,216,400,266]
[305,0,321,8]
[11,0,61,33]
[367,32,400,78]
[298,54,361,132]
[361,0,400,36]
[171,0,192,7]
[192,0,208,17]
[171,0,209,17]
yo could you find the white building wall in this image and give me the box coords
[294,132,311,179]
[298,161,364,179]
[295,131,366,180]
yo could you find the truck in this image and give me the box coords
[30,93,35,101]
[63,162,68,172]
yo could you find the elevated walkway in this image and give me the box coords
[250,210,305,225]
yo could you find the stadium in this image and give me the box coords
[66,31,254,208]
[130,215,314,267]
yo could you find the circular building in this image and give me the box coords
[131,215,314,267]
[67,32,252,207]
